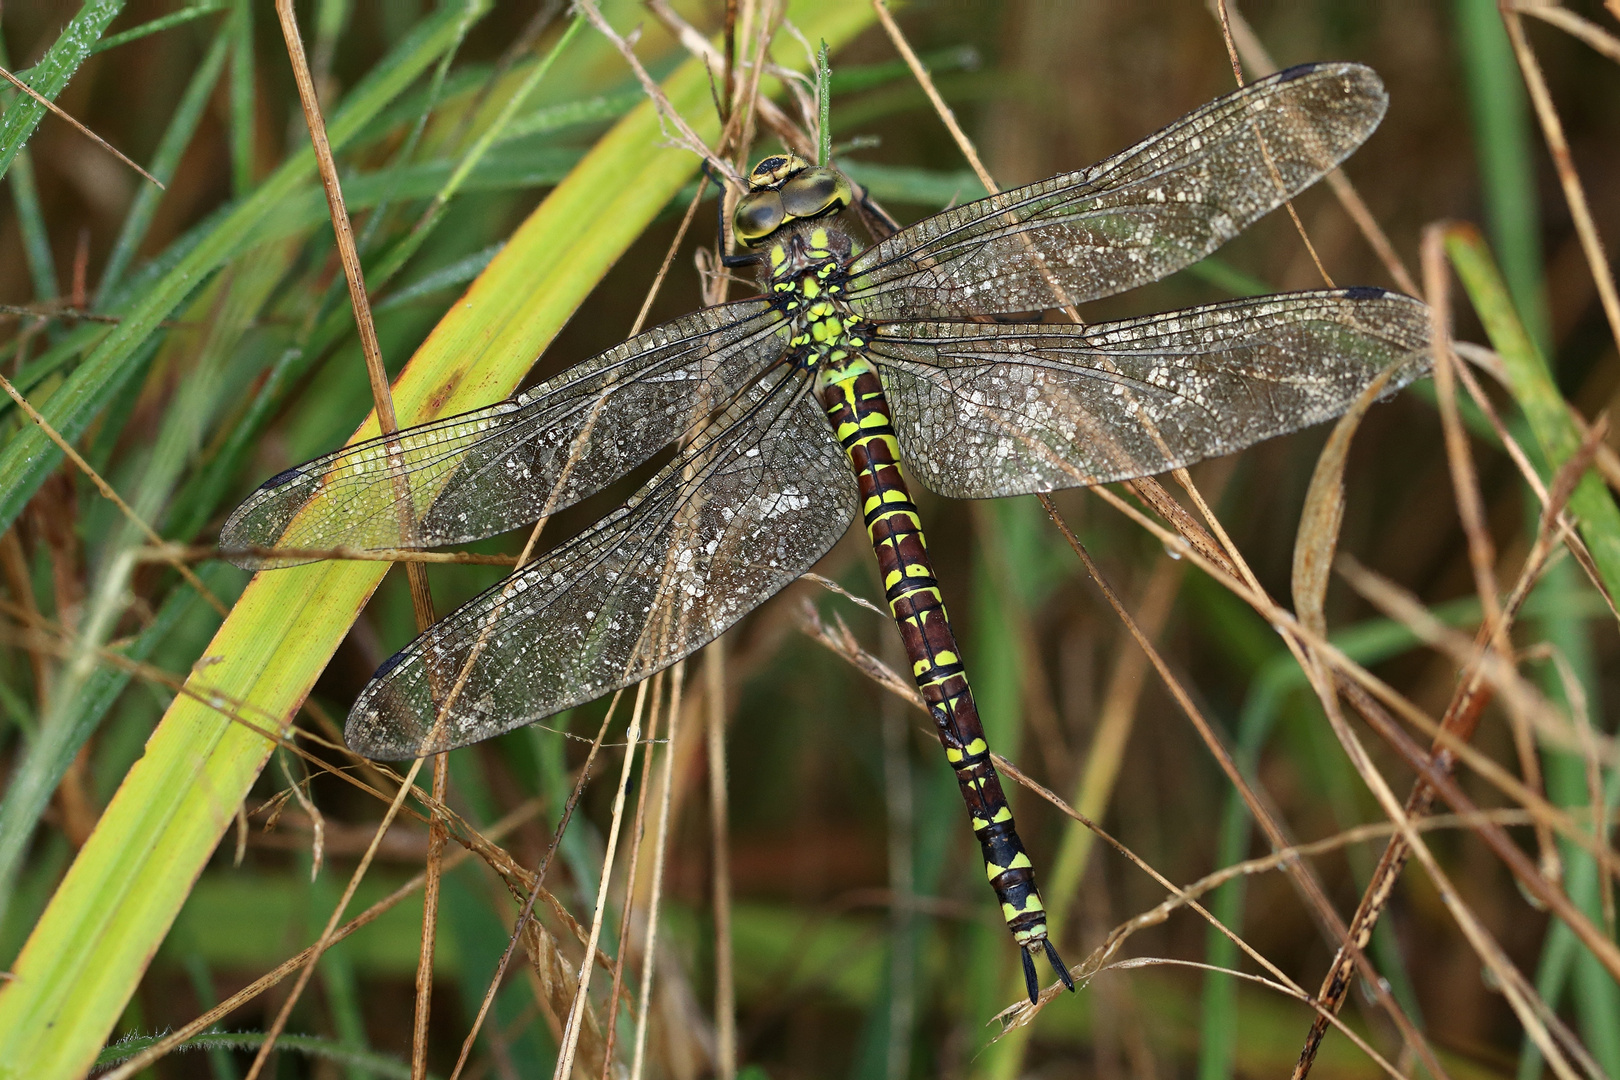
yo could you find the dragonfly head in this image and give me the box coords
[733,153,854,249]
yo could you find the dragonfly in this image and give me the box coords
[224,61,1430,1002]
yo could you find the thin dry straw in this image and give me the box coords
[707,645,737,1080]
[1501,8,1620,356]
[98,798,547,1080]
[553,681,651,1080]
[0,64,163,187]
[448,698,624,1080]
[242,755,427,1080]
[629,661,685,1080]
[267,6,447,1076]
[0,372,227,618]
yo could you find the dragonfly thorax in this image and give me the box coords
[765,222,869,383]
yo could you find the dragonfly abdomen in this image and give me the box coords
[817,362,1070,999]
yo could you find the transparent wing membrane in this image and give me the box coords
[220,301,788,567]
[844,63,1387,319]
[219,55,1431,775]
[870,289,1430,499]
[344,371,856,759]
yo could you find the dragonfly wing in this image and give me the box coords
[868,289,1430,499]
[221,300,789,568]
[345,368,855,759]
[844,63,1386,318]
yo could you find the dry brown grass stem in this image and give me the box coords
[1045,464,1618,1079]
[1129,959,1407,1079]
[599,692,662,1079]
[149,543,519,565]
[727,0,786,170]
[1305,660,1595,1080]
[0,301,128,324]
[100,798,545,1080]
[0,372,228,618]
[636,180,710,335]
[629,662,685,1080]
[456,44,737,1072]
[1517,1,1620,64]
[1206,1,1335,290]
[0,63,163,188]
[449,698,623,1080]
[1183,505,1616,930]
[988,754,1410,1080]
[802,572,886,617]
[554,681,651,1080]
[1033,501,1448,1075]
[706,645,738,1080]
[801,537,1614,1078]
[1451,342,1553,502]
[1089,471,1620,857]
[643,0,814,163]
[870,0,990,191]
[575,0,740,182]
[1421,229,1558,874]
[1425,228,1507,640]
[1058,554,1185,905]
[274,9,448,1070]
[1501,6,1620,356]
[275,751,325,880]
[811,538,1368,1034]
[1447,342,1620,621]
[971,501,1072,777]
[242,754,427,1080]
[0,599,612,972]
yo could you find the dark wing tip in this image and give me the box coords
[1341,285,1392,300]
[261,466,304,490]
[1271,61,1386,115]
[1275,61,1326,83]
[374,649,409,680]
[1273,59,1377,85]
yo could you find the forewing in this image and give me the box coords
[221,300,788,567]
[869,289,1430,499]
[344,368,856,759]
[845,63,1387,318]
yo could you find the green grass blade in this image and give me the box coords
[0,2,480,538]
[6,149,58,301]
[228,0,253,196]
[1448,229,1620,1080]
[96,1030,417,1078]
[90,2,227,55]
[0,0,126,183]
[96,29,231,304]
[0,244,297,935]
[1454,0,1550,355]
[1525,560,1620,1080]
[0,7,872,1075]
[1445,224,1620,595]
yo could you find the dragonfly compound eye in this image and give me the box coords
[733,190,786,246]
[780,167,853,220]
[747,153,810,188]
